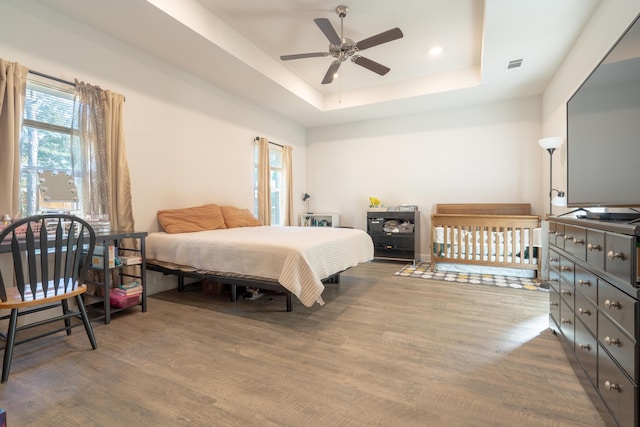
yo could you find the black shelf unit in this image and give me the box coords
[366,211,420,263]
[85,230,148,324]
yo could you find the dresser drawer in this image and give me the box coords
[560,299,574,349]
[586,228,605,270]
[549,249,561,272]
[575,291,597,333]
[605,232,636,285]
[371,234,414,250]
[552,223,565,249]
[599,279,638,339]
[559,257,575,312]
[574,318,597,387]
[564,225,586,261]
[559,255,574,290]
[548,221,558,246]
[598,345,638,427]
[599,312,637,383]
[575,264,597,306]
[549,285,561,331]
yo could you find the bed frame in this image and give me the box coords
[430,203,541,275]
[146,262,340,312]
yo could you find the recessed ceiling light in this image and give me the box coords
[429,46,443,56]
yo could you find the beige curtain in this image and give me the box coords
[257,137,271,225]
[0,59,28,219]
[283,145,293,226]
[72,81,109,222]
[72,82,134,232]
[103,90,134,232]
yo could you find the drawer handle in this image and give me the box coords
[604,380,620,392]
[561,290,571,296]
[604,336,620,346]
[560,266,571,272]
[577,343,591,351]
[550,302,559,307]
[607,250,624,260]
[578,307,590,316]
[578,279,591,286]
[604,299,621,309]
[561,318,571,325]
[549,278,559,283]
[555,232,564,237]
[587,242,600,251]
[550,257,559,263]
[564,235,573,241]
[572,238,584,245]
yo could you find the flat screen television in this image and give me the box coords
[566,14,640,213]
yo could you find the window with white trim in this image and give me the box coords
[20,79,78,216]
[253,142,285,226]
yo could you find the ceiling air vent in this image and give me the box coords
[506,59,523,70]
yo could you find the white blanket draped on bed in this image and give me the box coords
[146,226,374,307]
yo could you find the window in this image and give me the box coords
[254,142,285,226]
[20,79,77,216]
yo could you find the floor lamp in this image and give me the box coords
[538,137,566,216]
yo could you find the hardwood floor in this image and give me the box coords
[0,261,608,426]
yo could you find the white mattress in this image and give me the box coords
[146,226,374,307]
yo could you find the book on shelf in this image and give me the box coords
[113,286,142,296]
[118,255,142,265]
[118,281,141,290]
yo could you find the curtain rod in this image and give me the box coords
[28,70,74,87]
[254,136,283,148]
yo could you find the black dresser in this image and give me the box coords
[547,217,639,426]
[366,210,420,263]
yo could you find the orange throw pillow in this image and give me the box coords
[220,206,262,228]
[157,204,226,233]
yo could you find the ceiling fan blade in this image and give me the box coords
[280,52,328,61]
[355,27,403,51]
[314,18,342,45]
[321,61,341,84]
[352,56,390,76]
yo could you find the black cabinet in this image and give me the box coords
[547,217,640,426]
[367,211,419,263]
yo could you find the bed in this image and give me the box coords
[430,203,541,277]
[145,204,373,311]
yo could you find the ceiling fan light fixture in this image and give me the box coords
[279,5,403,85]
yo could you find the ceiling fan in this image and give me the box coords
[280,5,403,85]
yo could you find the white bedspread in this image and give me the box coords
[146,226,374,307]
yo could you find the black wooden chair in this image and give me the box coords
[0,214,97,382]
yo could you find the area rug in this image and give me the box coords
[394,262,547,292]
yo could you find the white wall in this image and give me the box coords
[0,0,307,231]
[307,96,543,260]
[541,0,640,213]
[0,0,307,292]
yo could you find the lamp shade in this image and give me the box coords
[552,193,567,207]
[538,136,564,150]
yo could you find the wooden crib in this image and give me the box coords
[431,203,541,276]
